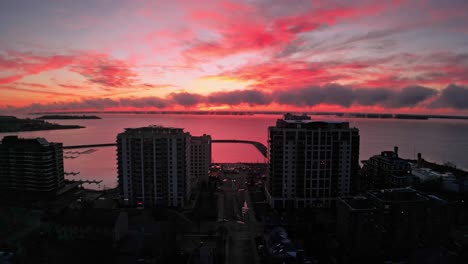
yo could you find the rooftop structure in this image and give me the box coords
[284,113,311,121]
[277,114,350,129]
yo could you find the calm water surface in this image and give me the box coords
[3,114,468,189]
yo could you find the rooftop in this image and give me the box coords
[283,113,346,124]
[273,114,352,130]
[191,134,212,141]
[1,135,54,147]
[367,188,430,203]
[412,166,454,179]
[120,125,187,136]
[282,119,347,125]
[124,125,183,131]
[427,194,449,205]
[340,196,378,211]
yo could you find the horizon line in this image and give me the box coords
[22,111,468,120]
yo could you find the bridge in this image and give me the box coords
[63,140,268,158]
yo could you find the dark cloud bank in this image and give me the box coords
[4,84,468,112]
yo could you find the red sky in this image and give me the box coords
[0,0,468,114]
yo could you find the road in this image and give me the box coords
[218,169,262,264]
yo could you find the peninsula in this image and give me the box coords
[36,115,101,120]
[0,116,84,132]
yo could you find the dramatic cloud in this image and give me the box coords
[216,52,468,91]
[0,52,74,84]
[71,53,138,87]
[431,84,468,109]
[169,92,204,106]
[14,97,166,112]
[119,97,168,108]
[274,84,351,107]
[1,0,468,113]
[353,89,393,106]
[0,51,139,88]
[7,84,468,113]
[218,61,346,90]
[58,83,88,90]
[207,90,272,106]
[15,82,48,88]
[345,85,437,108]
[143,83,175,89]
[184,1,399,61]
[272,84,440,108]
[0,85,78,97]
[384,85,438,108]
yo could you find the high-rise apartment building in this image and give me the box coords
[117,126,191,208]
[190,135,211,186]
[267,114,360,208]
[117,126,211,208]
[0,136,64,196]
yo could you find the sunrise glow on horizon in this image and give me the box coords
[1,0,468,114]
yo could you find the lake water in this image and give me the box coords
[2,114,468,189]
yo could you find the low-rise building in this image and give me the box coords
[361,147,411,190]
[412,165,468,193]
[336,196,382,261]
[337,188,451,260]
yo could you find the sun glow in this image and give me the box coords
[197,104,231,110]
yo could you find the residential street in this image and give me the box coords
[218,168,262,264]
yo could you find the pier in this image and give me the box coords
[67,180,103,185]
[63,139,268,158]
[63,143,116,149]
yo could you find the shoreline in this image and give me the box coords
[0,115,85,133]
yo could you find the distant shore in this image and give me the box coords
[28,111,468,120]
[0,116,84,133]
[36,115,101,120]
